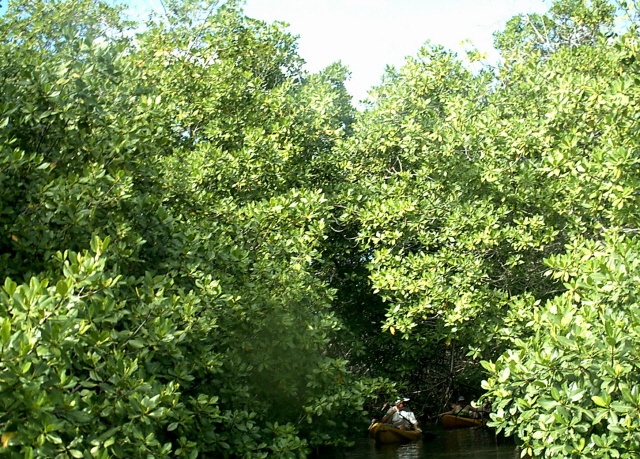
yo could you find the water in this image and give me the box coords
[319,428,519,459]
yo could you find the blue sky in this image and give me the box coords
[0,0,549,101]
[242,0,549,102]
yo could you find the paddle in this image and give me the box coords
[397,410,419,431]
[369,402,389,427]
[377,402,391,424]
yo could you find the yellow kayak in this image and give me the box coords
[368,422,422,443]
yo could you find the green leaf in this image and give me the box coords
[0,319,10,346]
[537,398,559,411]
[128,339,145,349]
[56,279,69,297]
[592,396,608,408]
[480,360,495,372]
[3,278,17,296]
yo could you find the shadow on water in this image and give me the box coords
[317,427,520,459]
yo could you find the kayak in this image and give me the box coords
[441,414,487,429]
[368,422,422,443]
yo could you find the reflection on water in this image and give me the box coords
[319,427,518,459]
[421,428,516,458]
[373,441,421,459]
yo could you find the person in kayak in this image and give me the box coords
[440,395,488,418]
[381,397,419,430]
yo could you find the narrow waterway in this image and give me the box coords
[319,427,519,459]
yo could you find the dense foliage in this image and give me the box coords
[331,0,640,456]
[0,1,385,457]
[3,0,640,457]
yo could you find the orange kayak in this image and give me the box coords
[441,414,487,429]
[368,422,422,443]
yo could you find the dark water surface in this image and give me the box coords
[319,428,518,459]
